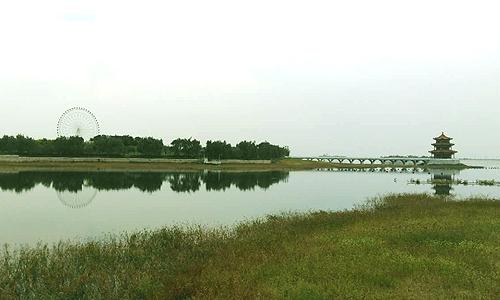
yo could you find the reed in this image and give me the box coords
[0,193,499,299]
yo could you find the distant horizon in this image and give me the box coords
[1,131,499,160]
[1,1,500,157]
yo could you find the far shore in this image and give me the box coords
[0,157,478,172]
[0,158,331,172]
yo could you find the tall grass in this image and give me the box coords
[1,193,499,299]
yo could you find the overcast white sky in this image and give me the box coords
[0,0,499,157]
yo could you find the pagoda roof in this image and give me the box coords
[429,149,457,154]
[432,142,455,146]
[434,132,452,140]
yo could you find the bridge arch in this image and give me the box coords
[393,159,405,165]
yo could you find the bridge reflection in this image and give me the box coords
[317,167,459,196]
[315,167,428,173]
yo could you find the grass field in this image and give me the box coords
[1,194,499,299]
[0,158,335,172]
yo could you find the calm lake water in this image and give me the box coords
[1,159,499,246]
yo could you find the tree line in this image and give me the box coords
[0,135,290,160]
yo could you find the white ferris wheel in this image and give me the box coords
[57,107,100,140]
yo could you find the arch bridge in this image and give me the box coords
[295,156,431,166]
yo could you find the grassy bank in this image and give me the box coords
[0,158,335,172]
[0,158,475,173]
[1,194,499,299]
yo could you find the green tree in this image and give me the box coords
[15,135,37,156]
[170,138,202,158]
[236,141,258,159]
[136,137,164,157]
[0,136,17,154]
[53,136,85,156]
[257,142,290,160]
[34,138,55,156]
[91,136,126,157]
[205,140,233,160]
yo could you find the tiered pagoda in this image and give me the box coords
[429,132,457,159]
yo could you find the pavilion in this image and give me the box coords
[429,132,457,159]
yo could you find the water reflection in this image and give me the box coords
[317,167,428,173]
[0,171,289,194]
[318,167,459,196]
[430,169,457,196]
[57,185,98,209]
[1,163,499,245]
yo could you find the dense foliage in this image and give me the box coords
[0,194,498,299]
[0,135,289,159]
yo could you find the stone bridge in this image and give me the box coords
[295,156,432,166]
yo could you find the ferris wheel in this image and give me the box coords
[57,107,100,140]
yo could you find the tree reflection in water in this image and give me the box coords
[0,171,289,194]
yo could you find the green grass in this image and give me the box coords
[0,158,334,172]
[1,194,499,299]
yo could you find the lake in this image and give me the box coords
[1,159,499,246]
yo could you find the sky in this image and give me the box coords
[0,0,499,158]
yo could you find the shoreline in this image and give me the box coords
[1,193,498,298]
[0,158,333,172]
[0,157,479,172]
